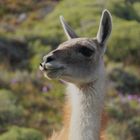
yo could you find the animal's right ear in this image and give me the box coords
[60,16,78,40]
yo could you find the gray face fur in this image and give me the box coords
[40,10,112,85]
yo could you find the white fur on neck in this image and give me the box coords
[67,78,106,140]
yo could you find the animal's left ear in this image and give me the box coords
[60,16,78,40]
[96,9,112,47]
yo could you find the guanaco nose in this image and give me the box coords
[40,55,55,68]
[43,54,55,63]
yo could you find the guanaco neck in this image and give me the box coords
[66,76,106,140]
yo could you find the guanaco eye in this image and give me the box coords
[78,47,94,57]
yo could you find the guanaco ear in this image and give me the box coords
[60,16,78,40]
[97,9,112,47]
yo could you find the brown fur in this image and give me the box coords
[48,100,108,140]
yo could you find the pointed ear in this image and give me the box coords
[60,16,78,40]
[96,9,112,46]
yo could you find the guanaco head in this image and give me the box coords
[40,10,112,85]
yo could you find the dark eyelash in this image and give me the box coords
[78,46,94,57]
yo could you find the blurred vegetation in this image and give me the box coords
[0,126,44,140]
[0,0,140,140]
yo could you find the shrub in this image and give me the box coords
[128,117,140,140]
[109,68,140,94]
[107,91,140,121]
[0,126,45,140]
[0,89,24,129]
[111,1,140,22]
[106,122,133,140]
[0,38,31,70]
[107,20,140,64]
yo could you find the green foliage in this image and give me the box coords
[107,20,140,64]
[106,122,133,140]
[28,39,51,70]
[0,90,24,129]
[109,68,140,94]
[0,69,65,136]
[0,126,44,140]
[128,117,140,140]
[107,90,140,140]
[0,38,31,69]
[107,96,140,121]
[111,1,140,21]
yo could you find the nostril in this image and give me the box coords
[40,63,43,67]
[46,56,54,63]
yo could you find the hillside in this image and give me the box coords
[0,0,140,140]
